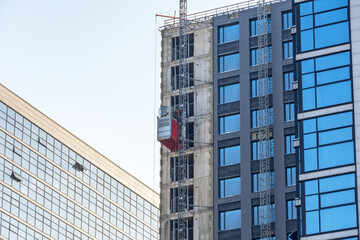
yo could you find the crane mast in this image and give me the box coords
[177,0,189,239]
[257,0,272,239]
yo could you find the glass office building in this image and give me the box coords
[294,0,360,239]
[0,84,160,240]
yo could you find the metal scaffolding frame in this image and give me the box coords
[177,0,189,239]
[257,0,272,239]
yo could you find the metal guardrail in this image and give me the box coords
[162,0,287,28]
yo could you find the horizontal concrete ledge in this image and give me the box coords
[297,103,353,120]
[300,229,358,240]
[296,44,351,61]
[294,0,310,3]
[299,165,356,181]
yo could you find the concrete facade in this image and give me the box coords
[159,21,214,240]
[0,84,159,240]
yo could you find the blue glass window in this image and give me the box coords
[219,114,240,134]
[283,11,292,30]
[251,77,273,97]
[250,18,272,36]
[284,103,295,122]
[287,200,297,219]
[219,53,240,73]
[285,135,295,154]
[252,139,274,160]
[251,108,273,128]
[251,47,272,66]
[302,111,354,172]
[219,145,240,166]
[253,172,275,192]
[301,51,352,111]
[284,72,294,91]
[253,204,275,225]
[299,0,349,52]
[220,209,241,231]
[286,167,296,186]
[303,173,357,235]
[219,177,241,198]
[283,41,293,59]
[219,83,240,104]
[219,24,239,43]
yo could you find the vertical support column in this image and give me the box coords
[350,0,360,234]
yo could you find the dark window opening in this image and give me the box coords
[172,34,194,61]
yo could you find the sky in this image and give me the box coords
[0,0,247,192]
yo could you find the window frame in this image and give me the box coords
[219,53,240,73]
[219,114,240,134]
[283,41,294,59]
[218,23,239,44]
[282,11,293,30]
[219,83,240,104]
[172,34,194,61]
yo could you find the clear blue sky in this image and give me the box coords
[0,0,246,192]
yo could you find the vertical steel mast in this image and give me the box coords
[177,0,188,239]
[257,0,271,239]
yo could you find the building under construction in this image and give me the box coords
[158,0,360,239]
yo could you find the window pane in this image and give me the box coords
[321,190,355,208]
[315,51,350,71]
[317,111,352,131]
[318,142,354,169]
[284,72,294,90]
[219,24,239,43]
[304,133,317,149]
[220,177,241,198]
[220,209,241,231]
[302,73,315,89]
[219,114,240,134]
[300,2,313,16]
[316,80,352,108]
[305,195,319,211]
[313,0,348,13]
[320,205,357,232]
[301,15,313,30]
[219,83,240,104]
[314,22,349,49]
[319,174,355,193]
[219,53,240,72]
[304,148,318,172]
[316,66,350,85]
[315,8,348,27]
[302,88,315,111]
[301,30,314,52]
[306,211,320,234]
[219,145,240,166]
[318,127,352,145]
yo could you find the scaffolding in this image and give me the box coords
[177,0,189,240]
[257,0,272,239]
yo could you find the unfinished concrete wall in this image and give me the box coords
[159,20,213,240]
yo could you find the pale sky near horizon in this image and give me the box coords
[0,0,248,192]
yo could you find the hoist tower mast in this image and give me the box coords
[257,0,272,239]
[177,0,189,239]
